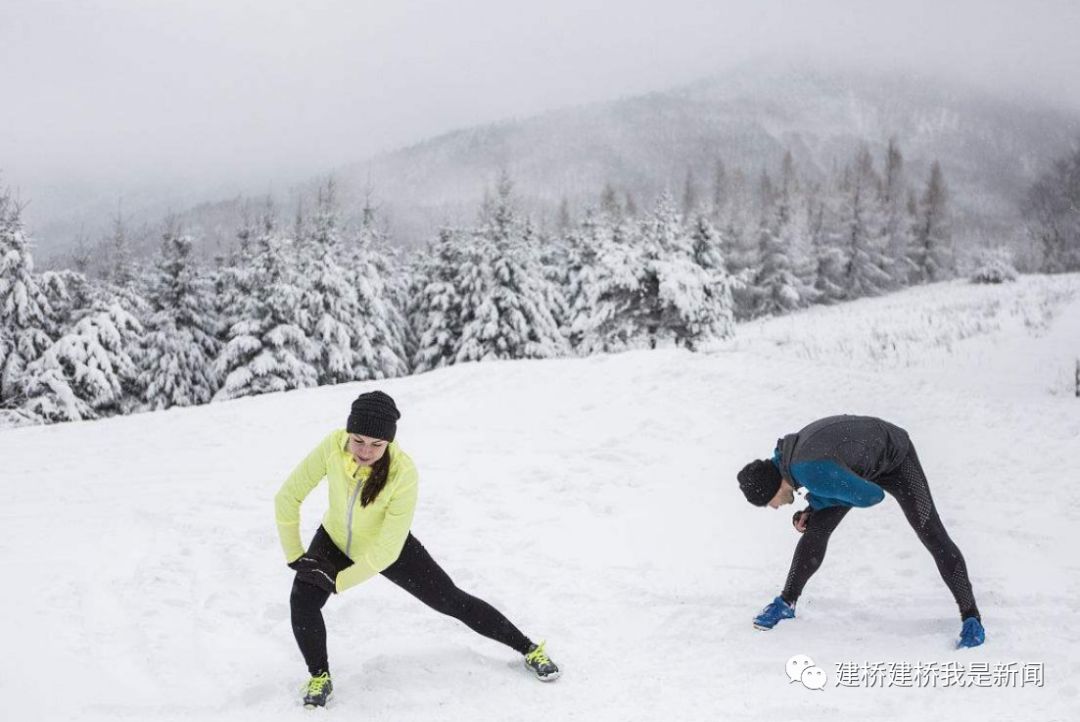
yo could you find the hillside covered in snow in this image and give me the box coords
[1,274,1078,721]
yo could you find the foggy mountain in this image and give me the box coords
[40,62,1080,265]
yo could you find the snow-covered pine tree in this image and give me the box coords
[455,173,568,363]
[809,179,846,304]
[344,200,411,381]
[105,207,136,288]
[911,161,954,282]
[0,188,53,409]
[573,210,642,354]
[411,228,467,372]
[750,152,817,316]
[38,269,95,330]
[213,210,318,401]
[685,214,736,346]
[565,209,612,352]
[840,148,892,299]
[1023,146,1080,273]
[298,179,364,385]
[710,158,729,225]
[681,168,700,220]
[720,169,760,319]
[881,138,917,287]
[139,221,221,409]
[589,193,732,350]
[22,301,143,422]
[212,200,261,349]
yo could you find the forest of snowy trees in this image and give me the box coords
[3,140,1077,427]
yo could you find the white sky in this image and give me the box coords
[2,0,1078,203]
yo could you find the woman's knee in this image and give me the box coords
[291,579,330,611]
[428,586,474,618]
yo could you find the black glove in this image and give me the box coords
[288,555,338,594]
[792,507,813,533]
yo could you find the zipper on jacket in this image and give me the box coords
[344,473,364,557]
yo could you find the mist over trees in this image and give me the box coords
[5,135,1073,428]
[1023,146,1080,273]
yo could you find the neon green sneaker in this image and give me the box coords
[524,641,561,682]
[302,672,333,708]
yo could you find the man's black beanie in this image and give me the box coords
[738,459,783,506]
[346,391,401,442]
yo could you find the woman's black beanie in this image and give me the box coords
[346,391,401,442]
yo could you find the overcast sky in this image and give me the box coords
[3,0,1079,235]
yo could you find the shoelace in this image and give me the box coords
[306,674,331,695]
[761,601,783,615]
[527,642,551,666]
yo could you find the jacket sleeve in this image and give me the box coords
[335,464,419,593]
[274,432,336,563]
[791,459,885,510]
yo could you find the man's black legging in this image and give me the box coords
[780,447,980,621]
[290,527,533,676]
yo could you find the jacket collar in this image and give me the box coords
[774,433,800,488]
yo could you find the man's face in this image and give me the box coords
[767,479,795,508]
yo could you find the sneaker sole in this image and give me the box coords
[303,692,333,709]
[534,670,561,682]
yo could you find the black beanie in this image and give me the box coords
[738,459,783,506]
[346,391,401,442]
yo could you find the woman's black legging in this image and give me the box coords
[780,447,980,621]
[290,527,533,676]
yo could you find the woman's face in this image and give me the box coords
[347,433,388,467]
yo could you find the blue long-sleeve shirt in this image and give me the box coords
[789,460,885,510]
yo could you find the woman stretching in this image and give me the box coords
[275,391,560,708]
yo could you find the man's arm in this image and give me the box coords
[791,460,885,509]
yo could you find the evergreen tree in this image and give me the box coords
[722,170,760,319]
[345,206,411,381]
[213,212,318,401]
[300,179,362,385]
[911,161,954,282]
[0,189,53,408]
[139,221,221,409]
[681,168,700,220]
[809,181,846,303]
[840,148,892,298]
[750,153,817,316]
[411,229,467,372]
[588,194,733,350]
[1023,146,1080,273]
[881,138,916,286]
[22,301,143,422]
[684,214,736,346]
[106,206,135,287]
[455,175,568,363]
[565,209,617,352]
[711,158,729,223]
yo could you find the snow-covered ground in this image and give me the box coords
[2,275,1078,722]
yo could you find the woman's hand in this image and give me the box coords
[792,508,813,534]
[289,555,339,594]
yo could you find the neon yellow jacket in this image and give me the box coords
[274,429,419,593]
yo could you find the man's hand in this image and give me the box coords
[792,508,813,534]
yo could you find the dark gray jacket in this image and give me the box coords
[773,415,911,509]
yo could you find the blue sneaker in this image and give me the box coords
[753,596,796,630]
[957,617,985,649]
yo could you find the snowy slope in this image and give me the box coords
[2,275,1078,722]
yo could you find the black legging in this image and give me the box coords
[290,527,533,675]
[780,447,980,621]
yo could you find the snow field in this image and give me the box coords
[1,274,1078,721]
